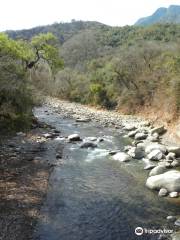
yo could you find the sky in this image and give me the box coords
[1,0,180,31]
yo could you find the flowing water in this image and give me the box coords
[33,106,179,240]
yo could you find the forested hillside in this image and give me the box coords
[2,20,180,132]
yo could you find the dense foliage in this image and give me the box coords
[0,33,62,132]
[4,21,180,126]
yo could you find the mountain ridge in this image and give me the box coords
[135,5,180,26]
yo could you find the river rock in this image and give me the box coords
[169,192,179,198]
[146,170,180,192]
[147,133,159,142]
[128,146,145,159]
[76,118,90,123]
[68,134,81,141]
[112,152,132,162]
[149,165,167,176]
[158,188,168,197]
[127,130,138,138]
[124,125,136,131]
[150,125,166,135]
[147,149,164,161]
[145,143,167,154]
[167,146,180,157]
[134,132,148,140]
[166,152,176,161]
[80,141,97,148]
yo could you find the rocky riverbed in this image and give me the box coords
[1,97,180,240]
[42,97,180,240]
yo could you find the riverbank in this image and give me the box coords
[0,121,63,240]
[45,97,180,145]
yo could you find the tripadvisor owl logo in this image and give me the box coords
[135,227,144,236]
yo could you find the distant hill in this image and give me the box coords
[135,5,180,26]
[6,20,105,44]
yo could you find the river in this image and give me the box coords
[33,105,179,240]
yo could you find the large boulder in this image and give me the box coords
[145,143,167,154]
[147,149,164,161]
[146,170,180,192]
[149,165,167,177]
[112,152,132,162]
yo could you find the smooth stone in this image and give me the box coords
[84,137,97,141]
[80,141,97,148]
[146,170,180,192]
[145,143,167,154]
[134,132,148,140]
[158,188,168,197]
[169,192,179,198]
[149,165,167,176]
[112,152,132,162]
[68,134,81,141]
[76,118,90,122]
[147,149,164,161]
[16,132,26,137]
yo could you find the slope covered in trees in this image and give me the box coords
[3,21,180,129]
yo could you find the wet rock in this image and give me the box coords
[150,125,166,135]
[167,146,180,157]
[80,141,97,148]
[146,170,180,192]
[169,192,179,198]
[68,134,81,141]
[112,152,132,162]
[158,188,168,197]
[56,153,62,159]
[108,150,120,155]
[134,132,148,140]
[145,143,167,154]
[149,165,167,176]
[147,149,164,161]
